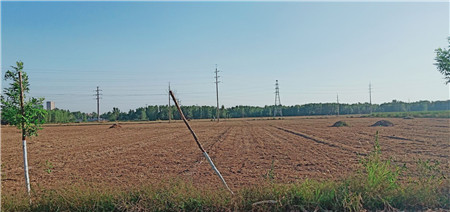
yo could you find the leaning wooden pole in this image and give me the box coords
[18,71,31,202]
[169,90,233,194]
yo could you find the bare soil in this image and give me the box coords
[2,117,449,194]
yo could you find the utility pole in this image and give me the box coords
[95,86,102,122]
[274,80,283,117]
[215,64,221,122]
[336,93,340,116]
[168,82,171,123]
[369,83,372,114]
[18,71,31,201]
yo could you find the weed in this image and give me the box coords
[1,163,6,179]
[357,131,401,209]
[263,159,276,182]
[44,160,53,174]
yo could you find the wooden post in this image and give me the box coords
[18,71,31,201]
[169,91,205,152]
[169,91,233,194]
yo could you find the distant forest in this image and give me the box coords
[35,100,450,124]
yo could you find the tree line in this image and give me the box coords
[30,99,449,124]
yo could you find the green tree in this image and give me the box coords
[1,61,47,199]
[1,61,47,134]
[434,37,450,84]
[138,108,147,120]
[110,107,120,121]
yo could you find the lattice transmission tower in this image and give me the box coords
[94,86,102,122]
[274,80,283,117]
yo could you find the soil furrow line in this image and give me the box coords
[356,131,425,143]
[205,126,233,153]
[262,125,338,163]
[180,126,234,175]
[264,125,355,179]
[273,126,367,156]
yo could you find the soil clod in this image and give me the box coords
[109,123,122,129]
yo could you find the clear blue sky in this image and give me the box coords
[2,2,449,113]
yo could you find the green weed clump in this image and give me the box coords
[3,133,448,211]
[342,132,402,210]
[398,159,449,210]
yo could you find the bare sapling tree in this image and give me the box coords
[1,61,47,201]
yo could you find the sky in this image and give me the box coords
[1,1,449,113]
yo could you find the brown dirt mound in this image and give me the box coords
[331,121,349,127]
[109,123,122,129]
[371,120,394,127]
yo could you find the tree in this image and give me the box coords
[434,37,450,84]
[109,107,120,121]
[1,61,47,199]
[138,108,147,120]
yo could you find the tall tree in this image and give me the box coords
[110,107,120,121]
[1,61,47,200]
[434,37,450,84]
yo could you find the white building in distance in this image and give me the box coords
[46,101,55,110]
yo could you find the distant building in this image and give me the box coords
[46,101,55,110]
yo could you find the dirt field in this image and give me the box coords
[2,117,449,194]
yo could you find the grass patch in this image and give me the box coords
[368,110,450,118]
[3,133,449,211]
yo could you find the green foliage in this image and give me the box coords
[357,131,401,209]
[26,99,449,124]
[369,110,450,118]
[1,61,47,137]
[263,159,276,182]
[434,37,450,84]
[1,163,6,179]
[96,100,449,122]
[398,159,448,209]
[110,107,120,121]
[3,174,448,211]
[45,109,76,123]
[44,160,53,174]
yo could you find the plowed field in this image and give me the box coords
[2,117,449,194]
